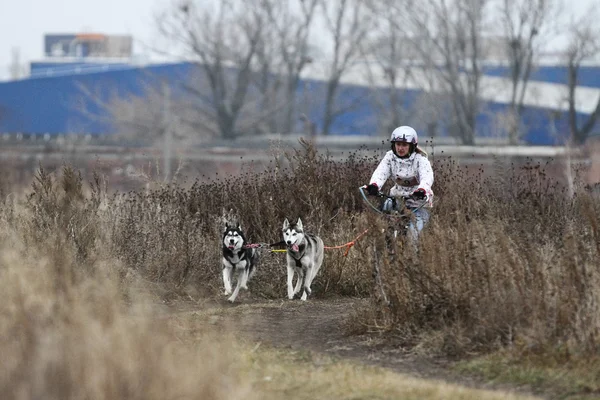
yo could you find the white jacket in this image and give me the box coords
[369,150,434,206]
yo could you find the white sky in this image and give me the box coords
[0,0,170,79]
[0,0,597,80]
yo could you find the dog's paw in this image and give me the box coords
[300,291,308,301]
[242,285,248,290]
[227,295,236,303]
[224,290,232,296]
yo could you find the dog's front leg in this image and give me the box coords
[240,266,250,291]
[301,281,311,301]
[241,266,250,290]
[222,265,233,295]
[302,263,316,300]
[287,264,296,299]
[300,268,309,301]
[293,268,304,296]
[228,268,247,303]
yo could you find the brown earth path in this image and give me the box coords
[167,296,552,399]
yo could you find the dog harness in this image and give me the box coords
[222,247,251,266]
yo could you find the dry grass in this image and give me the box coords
[0,187,251,399]
[0,142,599,397]
[369,157,600,357]
[0,249,252,400]
[455,351,600,399]
[241,346,541,400]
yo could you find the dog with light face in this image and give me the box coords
[222,221,259,303]
[282,218,324,301]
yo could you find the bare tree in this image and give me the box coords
[156,0,266,140]
[249,9,284,135]
[361,1,411,134]
[258,0,319,134]
[74,73,210,146]
[496,0,563,144]
[565,7,600,145]
[317,0,374,136]
[397,0,491,145]
[362,0,449,138]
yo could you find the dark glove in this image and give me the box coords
[365,183,379,196]
[411,188,426,200]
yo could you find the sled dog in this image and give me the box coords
[222,221,259,303]
[282,218,324,301]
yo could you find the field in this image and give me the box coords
[0,139,599,399]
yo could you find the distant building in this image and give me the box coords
[29,33,135,78]
[44,33,132,58]
[0,34,598,145]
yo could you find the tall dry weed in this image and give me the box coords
[371,158,600,357]
[0,247,249,400]
[4,142,600,362]
[0,179,251,400]
[105,139,377,299]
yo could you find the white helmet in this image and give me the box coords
[390,126,418,145]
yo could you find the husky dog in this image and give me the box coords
[282,218,325,301]
[222,221,259,303]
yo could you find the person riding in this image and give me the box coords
[363,125,434,241]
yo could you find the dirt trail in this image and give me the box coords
[170,296,546,399]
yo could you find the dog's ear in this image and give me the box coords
[283,218,289,230]
[296,218,303,231]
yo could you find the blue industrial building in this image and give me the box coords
[0,62,196,135]
[0,59,598,145]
